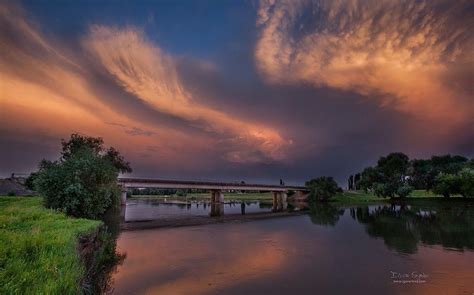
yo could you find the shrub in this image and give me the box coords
[459,169,474,197]
[433,173,460,198]
[433,169,474,198]
[34,134,131,219]
[176,189,187,197]
[305,176,340,202]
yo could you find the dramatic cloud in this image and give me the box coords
[82,26,291,163]
[255,0,474,128]
[0,1,290,178]
[1,1,472,183]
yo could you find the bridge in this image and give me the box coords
[117,177,309,210]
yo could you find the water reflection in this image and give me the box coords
[305,201,474,254]
[350,202,474,254]
[123,200,294,221]
[210,203,224,216]
[308,202,344,226]
[110,201,474,294]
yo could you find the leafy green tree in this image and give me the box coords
[358,166,382,192]
[433,168,474,198]
[34,134,131,219]
[305,176,340,202]
[372,153,413,199]
[408,159,432,189]
[426,155,468,190]
[24,172,39,190]
[354,173,361,190]
[459,169,474,197]
[433,173,461,198]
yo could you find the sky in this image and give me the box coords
[1,0,473,185]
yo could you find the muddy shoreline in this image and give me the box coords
[120,211,308,231]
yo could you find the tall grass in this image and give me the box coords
[0,197,100,294]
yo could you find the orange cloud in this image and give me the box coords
[255,0,474,129]
[0,2,290,168]
[82,25,290,163]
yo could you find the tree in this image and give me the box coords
[407,159,432,189]
[358,166,382,192]
[433,168,474,198]
[459,169,474,197]
[24,172,39,190]
[432,173,461,198]
[34,134,131,219]
[305,176,340,202]
[360,153,413,199]
[354,173,361,190]
[426,155,468,190]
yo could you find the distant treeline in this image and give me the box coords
[348,153,473,198]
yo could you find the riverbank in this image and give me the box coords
[0,196,105,293]
[332,190,468,205]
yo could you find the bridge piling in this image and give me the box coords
[211,190,224,203]
[120,187,127,206]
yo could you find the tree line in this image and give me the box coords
[348,153,473,199]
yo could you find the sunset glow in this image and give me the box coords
[1,0,472,182]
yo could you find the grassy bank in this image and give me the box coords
[0,196,101,294]
[331,190,467,205]
[332,191,391,204]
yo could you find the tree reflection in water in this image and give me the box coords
[308,202,345,226]
[306,201,474,254]
[96,206,127,294]
[349,202,474,254]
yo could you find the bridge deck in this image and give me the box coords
[118,177,308,192]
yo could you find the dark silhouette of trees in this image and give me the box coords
[305,176,341,202]
[354,153,472,199]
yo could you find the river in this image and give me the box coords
[107,200,474,294]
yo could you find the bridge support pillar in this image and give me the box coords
[279,192,288,211]
[272,192,288,212]
[120,187,127,206]
[272,192,278,211]
[211,190,224,203]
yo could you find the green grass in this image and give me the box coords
[0,196,100,294]
[332,191,390,204]
[331,189,467,205]
[131,192,274,201]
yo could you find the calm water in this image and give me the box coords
[110,201,474,295]
[124,200,276,222]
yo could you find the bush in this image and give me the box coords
[34,134,131,219]
[176,189,187,197]
[306,176,340,202]
[357,153,413,199]
[433,173,461,198]
[459,169,474,197]
[24,172,39,190]
[433,169,474,198]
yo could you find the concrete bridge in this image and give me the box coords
[117,178,309,212]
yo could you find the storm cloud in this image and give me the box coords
[0,1,472,184]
